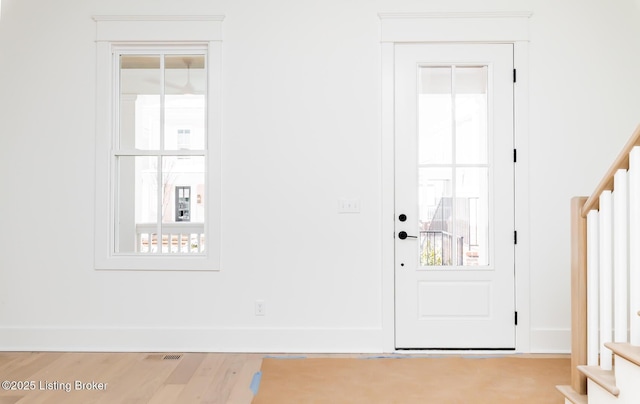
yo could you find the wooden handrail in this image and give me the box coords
[581,124,640,217]
[569,124,640,398]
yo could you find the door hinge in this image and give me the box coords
[514,231,518,245]
[513,69,517,83]
[513,149,517,163]
[515,311,518,326]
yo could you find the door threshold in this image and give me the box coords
[396,347,515,351]
[393,348,518,356]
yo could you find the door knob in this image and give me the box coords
[398,231,417,240]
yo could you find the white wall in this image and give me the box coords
[527,0,640,351]
[0,0,639,352]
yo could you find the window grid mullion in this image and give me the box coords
[110,46,209,257]
[156,54,165,254]
[451,65,458,265]
[114,149,206,156]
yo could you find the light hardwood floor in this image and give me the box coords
[0,352,264,404]
[0,352,568,403]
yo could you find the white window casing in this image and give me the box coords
[93,16,223,271]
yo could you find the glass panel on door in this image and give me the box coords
[418,65,489,268]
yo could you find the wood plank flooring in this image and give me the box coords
[0,352,568,403]
[0,352,262,404]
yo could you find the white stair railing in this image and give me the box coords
[630,147,640,346]
[587,165,634,371]
[586,209,599,367]
[613,169,628,345]
[571,125,640,394]
[597,190,613,371]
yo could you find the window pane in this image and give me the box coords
[419,168,453,266]
[120,55,161,150]
[115,156,158,253]
[161,156,206,253]
[456,167,489,266]
[419,67,452,165]
[455,66,488,164]
[164,55,206,150]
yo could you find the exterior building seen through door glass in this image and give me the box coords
[418,65,490,268]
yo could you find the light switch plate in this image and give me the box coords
[338,198,361,213]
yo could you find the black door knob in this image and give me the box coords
[399,214,407,222]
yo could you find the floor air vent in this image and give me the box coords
[145,353,184,361]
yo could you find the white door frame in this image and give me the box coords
[379,12,532,352]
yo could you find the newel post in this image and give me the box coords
[571,196,588,394]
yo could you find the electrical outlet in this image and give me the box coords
[255,300,266,316]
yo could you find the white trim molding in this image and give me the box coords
[379,12,532,43]
[93,15,225,42]
[379,11,533,353]
[93,15,225,22]
[0,327,385,353]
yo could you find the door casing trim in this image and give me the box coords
[379,12,532,353]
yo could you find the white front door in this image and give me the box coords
[394,43,516,349]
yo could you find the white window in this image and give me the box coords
[94,16,223,271]
[177,129,192,150]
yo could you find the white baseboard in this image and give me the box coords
[0,326,567,354]
[530,328,571,353]
[0,327,385,353]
